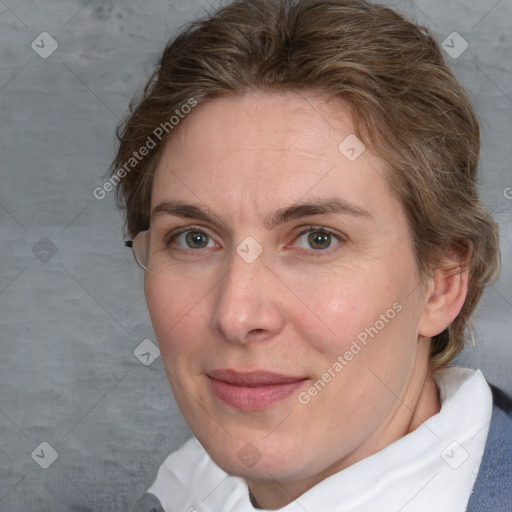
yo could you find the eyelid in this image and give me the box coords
[293,225,346,241]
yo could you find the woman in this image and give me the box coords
[112,0,511,510]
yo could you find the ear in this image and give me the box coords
[417,247,471,338]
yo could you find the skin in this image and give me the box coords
[143,91,469,509]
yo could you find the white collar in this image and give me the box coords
[148,367,492,512]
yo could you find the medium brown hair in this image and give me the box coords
[111,0,500,369]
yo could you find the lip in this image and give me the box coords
[207,369,309,411]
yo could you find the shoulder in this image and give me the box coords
[467,384,512,512]
[489,384,512,418]
[486,384,512,447]
[129,492,165,512]
[129,436,239,512]
[129,437,206,512]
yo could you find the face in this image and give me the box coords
[145,91,431,488]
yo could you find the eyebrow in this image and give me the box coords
[151,196,373,231]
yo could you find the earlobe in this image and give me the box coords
[418,253,470,338]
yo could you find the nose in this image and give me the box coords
[209,245,285,345]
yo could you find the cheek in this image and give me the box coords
[144,275,207,357]
[290,264,420,389]
[290,270,394,352]
[145,277,172,337]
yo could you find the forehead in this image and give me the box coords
[160,91,354,165]
[150,92,394,222]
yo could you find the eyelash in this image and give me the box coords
[164,224,345,257]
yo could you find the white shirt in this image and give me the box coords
[147,367,492,512]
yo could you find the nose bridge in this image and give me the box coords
[210,244,282,343]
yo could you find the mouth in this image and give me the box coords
[207,369,309,411]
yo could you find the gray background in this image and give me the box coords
[0,0,510,510]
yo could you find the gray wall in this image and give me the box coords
[0,0,510,510]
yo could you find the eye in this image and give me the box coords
[293,226,344,254]
[167,227,217,251]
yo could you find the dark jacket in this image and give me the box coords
[466,384,512,511]
[130,384,512,512]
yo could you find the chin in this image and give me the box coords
[208,436,307,479]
